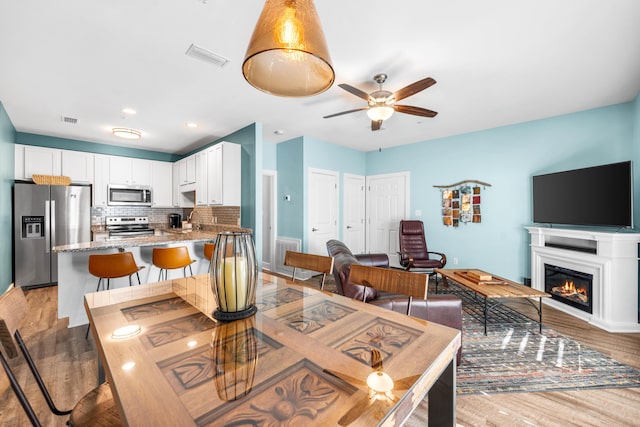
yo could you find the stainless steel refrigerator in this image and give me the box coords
[13,181,91,288]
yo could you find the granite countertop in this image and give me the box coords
[55,225,251,253]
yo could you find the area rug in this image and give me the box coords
[301,273,640,395]
[448,284,640,395]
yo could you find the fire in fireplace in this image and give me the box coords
[544,264,593,314]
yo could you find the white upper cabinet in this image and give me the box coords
[15,145,62,179]
[150,161,173,207]
[61,150,94,183]
[178,155,196,186]
[109,156,152,186]
[198,142,241,206]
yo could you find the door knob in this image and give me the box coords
[346,225,352,229]
[312,228,318,232]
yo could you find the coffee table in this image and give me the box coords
[435,268,550,334]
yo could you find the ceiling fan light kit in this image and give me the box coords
[242,0,334,97]
[324,73,438,131]
[367,106,394,121]
[112,127,142,140]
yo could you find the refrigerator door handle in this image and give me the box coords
[45,200,50,253]
[51,200,56,248]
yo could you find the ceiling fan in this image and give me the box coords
[323,73,438,131]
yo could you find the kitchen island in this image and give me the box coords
[53,226,250,327]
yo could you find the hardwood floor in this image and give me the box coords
[1,285,639,426]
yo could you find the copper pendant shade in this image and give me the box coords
[242,0,334,97]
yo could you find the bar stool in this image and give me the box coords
[88,252,145,292]
[86,252,144,338]
[152,246,196,281]
[204,242,216,273]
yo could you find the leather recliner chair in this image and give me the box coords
[326,239,462,365]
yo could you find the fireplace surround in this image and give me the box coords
[527,226,640,333]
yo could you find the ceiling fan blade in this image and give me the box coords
[394,105,438,118]
[371,349,383,371]
[393,374,422,390]
[338,83,372,101]
[323,107,369,119]
[393,77,436,102]
[338,393,374,426]
[371,120,382,131]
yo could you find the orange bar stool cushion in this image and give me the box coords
[204,243,215,261]
[88,252,144,279]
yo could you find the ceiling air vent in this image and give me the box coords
[185,43,230,68]
[61,116,78,124]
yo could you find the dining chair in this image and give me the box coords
[0,287,121,427]
[283,250,334,290]
[152,246,196,281]
[348,263,428,316]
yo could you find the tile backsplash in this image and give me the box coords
[91,206,240,227]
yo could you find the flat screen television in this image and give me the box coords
[532,161,632,228]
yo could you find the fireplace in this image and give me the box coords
[544,264,593,314]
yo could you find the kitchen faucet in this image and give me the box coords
[188,210,201,230]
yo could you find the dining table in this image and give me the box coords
[84,271,461,426]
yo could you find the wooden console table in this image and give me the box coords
[85,272,461,426]
[436,268,550,334]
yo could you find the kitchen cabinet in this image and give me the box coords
[172,162,193,207]
[192,142,241,207]
[14,145,62,179]
[207,142,241,206]
[93,155,110,207]
[195,151,208,206]
[109,156,151,186]
[61,150,93,183]
[151,161,173,207]
[178,155,196,186]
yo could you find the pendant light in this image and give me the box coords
[242,0,334,97]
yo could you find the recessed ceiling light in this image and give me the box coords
[112,128,142,139]
[122,108,137,115]
[186,122,198,128]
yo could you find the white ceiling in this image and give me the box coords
[1,0,639,154]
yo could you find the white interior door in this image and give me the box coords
[261,171,276,271]
[366,172,409,255]
[308,168,338,255]
[343,173,366,254]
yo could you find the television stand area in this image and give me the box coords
[527,226,640,333]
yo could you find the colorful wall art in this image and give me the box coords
[436,180,490,228]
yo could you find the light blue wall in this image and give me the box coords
[302,136,366,249]
[275,136,366,249]
[0,102,16,294]
[277,138,304,240]
[263,140,277,171]
[366,103,634,282]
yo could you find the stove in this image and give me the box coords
[106,216,154,239]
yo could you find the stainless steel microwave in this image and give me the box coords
[107,184,152,206]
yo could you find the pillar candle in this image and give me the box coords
[218,256,248,312]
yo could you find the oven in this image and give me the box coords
[106,216,155,239]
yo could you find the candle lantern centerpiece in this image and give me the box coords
[212,316,258,401]
[210,232,258,321]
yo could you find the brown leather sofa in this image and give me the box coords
[326,239,462,365]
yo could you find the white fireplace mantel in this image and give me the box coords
[527,226,640,333]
